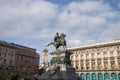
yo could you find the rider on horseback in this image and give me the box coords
[47,32,67,50]
[54,32,60,45]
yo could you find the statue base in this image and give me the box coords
[39,50,82,80]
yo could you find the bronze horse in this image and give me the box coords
[47,33,67,50]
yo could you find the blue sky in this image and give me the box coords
[0,0,120,63]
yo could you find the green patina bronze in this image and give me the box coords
[50,51,73,65]
[38,33,82,80]
[47,32,67,50]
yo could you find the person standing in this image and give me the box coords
[54,32,60,44]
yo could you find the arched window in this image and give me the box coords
[118,62,120,69]
[104,73,110,80]
[76,63,79,70]
[98,73,103,80]
[97,53,101,58]
[86,73,90,80]
[80,73,84,80]
[103,52,107,57]
[92,73,96,80]
[111,62,115,69]
[81,54,83,59]
[104,62,108,69]
[91,53,94,59]
[110,51,114,57]
[76,54,79,61]
[98,63,101,70]
[92,63,95,70]
[86,63,89,70]
[86,54,89,59]
[111,73,117,80]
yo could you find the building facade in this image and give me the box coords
[41,48,48,67]
[0,41,16,73]
[0,40,36,75]
[35,53,40,66]
[69,40,120,80]
[34,53,40,74]
[14,43,36,75]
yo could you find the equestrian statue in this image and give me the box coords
[47,32,67,50]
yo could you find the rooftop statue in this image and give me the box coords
[47,32,67,50]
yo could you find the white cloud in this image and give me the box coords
[99,22,120,40]
[65,1,112,14]
[54,0,120,47]
[0,0,120,48]
[0,0,57,38]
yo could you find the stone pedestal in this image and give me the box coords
[50,50,72,65]
[39,50,82,80]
